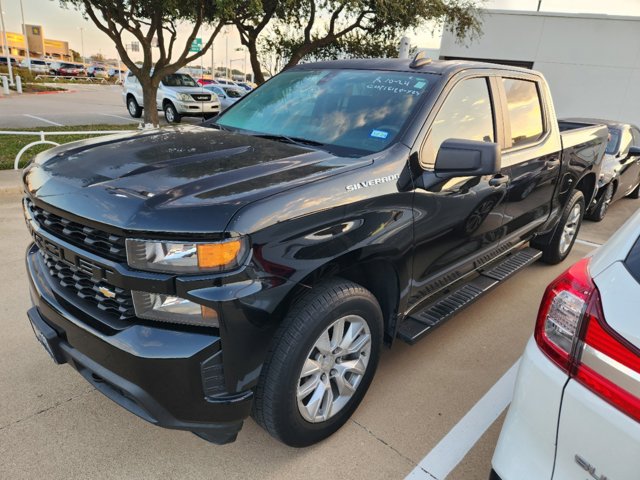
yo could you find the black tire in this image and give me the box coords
[252,278,383,447]
[585,182,613,222]
[163,102,181,123]
[126,96,142,118]
[531,190,585,265]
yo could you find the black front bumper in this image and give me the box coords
[26,244,253,444]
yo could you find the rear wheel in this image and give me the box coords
[532,190,584,264]
[163,102,181,123]
[252,278,383,447]
[585,182,613,222]
[127,96,142,118]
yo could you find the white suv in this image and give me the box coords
[491,209,640,480]
[123,71,221,123]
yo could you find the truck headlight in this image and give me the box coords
[177,93,193,102]
[131,291,219,327]
[125,238,249,274]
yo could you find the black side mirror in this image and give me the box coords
[629,146,640,157]
[434,139,501,178]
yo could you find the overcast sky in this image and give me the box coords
[3,0,640,69]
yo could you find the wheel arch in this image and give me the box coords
[273,250,402,346]
[574,172,597,206]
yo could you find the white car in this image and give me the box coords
[19,58,49,73]
[491,210,640,480]
[203,84,244,110]
[123,71,221,123]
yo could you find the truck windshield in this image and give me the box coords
[215,69,433,155]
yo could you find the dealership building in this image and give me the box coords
[439,10,640,127]
[0,24,71,61]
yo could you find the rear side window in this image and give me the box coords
[502,78,544,148]
[422,77,495,167]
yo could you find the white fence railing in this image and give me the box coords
[33,75,119,84]
[2,130,136,169]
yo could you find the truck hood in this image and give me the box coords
[24,126,370,234]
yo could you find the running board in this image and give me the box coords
[397,247,542,345]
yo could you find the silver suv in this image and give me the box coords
[123,71,221,123]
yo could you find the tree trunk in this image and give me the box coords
[246,39,265,85]
[139,77,160,127]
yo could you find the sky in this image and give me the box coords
[2,0,640,71]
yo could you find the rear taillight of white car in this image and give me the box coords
[535,257,640,422]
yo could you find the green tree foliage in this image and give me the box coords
[61,0,225,126]
[229,0,482,84]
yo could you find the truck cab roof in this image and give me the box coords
[291,57,536,78]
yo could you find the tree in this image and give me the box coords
[70,49,82,62]
[61,0,225,126]
[90,52,107,63]
[232,0,482,84]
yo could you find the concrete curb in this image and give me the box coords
[0,170,23,196]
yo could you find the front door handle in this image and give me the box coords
[489,174,509,187]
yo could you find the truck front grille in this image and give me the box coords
[25,198,127,262]
[39,249,135,321]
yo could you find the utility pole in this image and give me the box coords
[225,28,229,79]
[79,26,85,65]
[537,0,542,11]
[19,0,30,72]
[0,0,13,85]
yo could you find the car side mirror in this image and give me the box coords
[629,146,640,157]
[434,139,501,178]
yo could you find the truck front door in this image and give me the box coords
[409,74,508,310]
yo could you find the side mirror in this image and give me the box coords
[629,146,640,157]
[434,138,501,178]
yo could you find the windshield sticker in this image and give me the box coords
[414,81,427,89]
[370,129,389,139]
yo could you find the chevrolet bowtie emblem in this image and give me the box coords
[98,286,116,299]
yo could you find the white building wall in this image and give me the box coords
[440,10,640,126]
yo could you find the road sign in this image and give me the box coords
[190,38,203,53]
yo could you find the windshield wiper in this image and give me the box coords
[251,133,325,147]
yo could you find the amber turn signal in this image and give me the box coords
[197,240,242,268]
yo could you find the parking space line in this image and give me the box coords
[99,113,138,122]
[23,114,63,127]
[406,360,520,480]
[575,238,603,248]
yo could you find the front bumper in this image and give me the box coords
[174,100,220,116]
[26,244,253,444]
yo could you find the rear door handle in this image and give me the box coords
[489,175,509,187]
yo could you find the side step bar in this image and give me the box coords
[397,247,542,345]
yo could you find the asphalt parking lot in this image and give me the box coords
[0,177,635,479]
[0,84,205,129]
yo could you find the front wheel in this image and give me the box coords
[532,190,585,264]
[163,102,181,123]
[127,96,142,118]
[252,278,383,447]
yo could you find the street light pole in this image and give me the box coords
[0,0,13,85]
[79,26,85,65]
[19,0,31,72]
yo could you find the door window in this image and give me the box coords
[631,127,640,147]
[422,77,495,167]
[502,78,544,148]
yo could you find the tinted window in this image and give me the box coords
[606,128,622,155]
[162,74,197,87]
[625,235,640,284]
[422,77,494,167]
[502,78,544,147]
[216,69,433,155]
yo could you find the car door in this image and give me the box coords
[496,75,562,242]
[409,73,508,309]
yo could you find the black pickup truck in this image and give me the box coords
[22,55,607,447]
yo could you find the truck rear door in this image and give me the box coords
[495,74,563,245]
